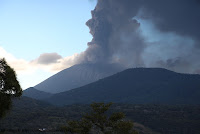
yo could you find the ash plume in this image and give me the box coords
[78,0,200,74]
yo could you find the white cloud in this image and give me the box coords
[0,46,83,74]
[0,46,84,89]
[0,46,36,74]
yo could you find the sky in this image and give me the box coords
[0,0,97,89]
[1,0,200,90]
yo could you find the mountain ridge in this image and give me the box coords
[23,87,53,100]
[34,63,125,93]
[44,67,200,106]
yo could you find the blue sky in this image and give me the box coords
[1,0,199,89]
[0,0,97,89]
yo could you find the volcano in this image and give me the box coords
[34,63,124,93]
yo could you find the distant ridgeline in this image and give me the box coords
[24,67,200,106]
[23,87,52,100]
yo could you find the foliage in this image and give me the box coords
[0,93,12,119]
[62,102,138,134]
[1,98,200,133]
[0,58,22,118]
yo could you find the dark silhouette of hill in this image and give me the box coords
[23,87,53,100]
[1,97,200,134]
[45,68,200,106]
[13,96,52,109]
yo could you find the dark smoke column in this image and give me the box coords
[80,0,200,74]
[84,0,144,67]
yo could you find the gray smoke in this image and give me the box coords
[79,0,200,74]
[35,53,62,65]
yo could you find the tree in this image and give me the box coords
[0,58,22,118]
[62,102,138,134]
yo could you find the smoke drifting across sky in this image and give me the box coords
[1,0,199,89]
[77,0,200,74]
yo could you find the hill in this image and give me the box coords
[12,96,52,109]
[0,97,200,134]
[45,68,200,105]
[34,63,124,93]
[23,87,53,100]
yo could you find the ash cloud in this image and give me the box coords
[35,53,62,65]
[78,0,200,74]
[143,0,200,40]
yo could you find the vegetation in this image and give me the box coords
[0,97,200,133]
[62,102,138,134]
[0,58,22,118]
